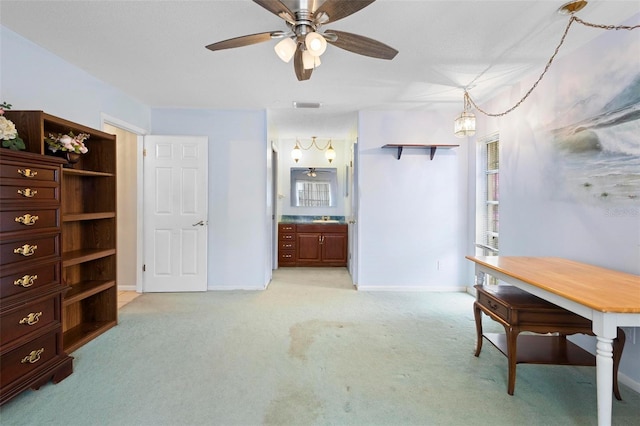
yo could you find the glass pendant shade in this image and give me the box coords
[291,142,302,162]
[325,142,336,163]
[305,32,327,57]
[274,37,296,63]
[454,111,476,138]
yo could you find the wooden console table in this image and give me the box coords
[466,256,640,426]
[473,284,624,399]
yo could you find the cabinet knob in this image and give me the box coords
[17,168,38,178]
[14,274,38,288]
[14,244,38,256]
[17,188,38,198]
[19,312,43,326]
[15,213,39,226]
[21,348,44,364]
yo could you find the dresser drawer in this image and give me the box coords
[0,208,60,234]
[0,234,60,268]
[0,184,60,204]
[1,296,58,347]
[0,261,60,300]
[0,163,59,183]
[477,289,510,322]
[0,331,60,388]
[279,251,296,265]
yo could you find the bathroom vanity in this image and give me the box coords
[278,222,347,267]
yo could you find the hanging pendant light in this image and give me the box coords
[454,91,476,138]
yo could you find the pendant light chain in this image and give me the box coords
[296,136,333,151]
[466,15,639,118]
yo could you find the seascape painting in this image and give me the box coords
[538,24,640,206]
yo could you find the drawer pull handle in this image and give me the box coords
[17,168,38,178]
[15,214,39,226]
[19,312,43,326]
[21,348,44,364]
[14,274,38,288]
[488,301,499,310]
[14,244,38,256]
[17,188,38,198]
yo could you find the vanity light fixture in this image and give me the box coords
[290,136,336,164]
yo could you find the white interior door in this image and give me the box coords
[143,135,208,292]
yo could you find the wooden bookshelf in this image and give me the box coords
[4,111,118,353]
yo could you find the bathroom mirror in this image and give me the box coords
[290,167,338,207]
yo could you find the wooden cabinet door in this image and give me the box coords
[322,233,347,264]
[297,233,322,263]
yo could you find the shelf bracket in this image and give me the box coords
[430,146,436,160]
[395,146,403,160]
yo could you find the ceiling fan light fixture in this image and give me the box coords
[274,37,297,62]
[305,32,327,57]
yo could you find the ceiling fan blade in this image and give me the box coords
[253,0,295,21]
[325,29,398,60]
[293,46,313,81]
[314,0,376,24]
[205,32,275,51]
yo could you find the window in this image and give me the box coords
[476,134,499,258]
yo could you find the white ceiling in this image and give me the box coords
[2,0,638,138]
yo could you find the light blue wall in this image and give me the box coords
[356,110,469,290]
[150,109,269,290]
[0,27,150,132]
[473,20,640,387]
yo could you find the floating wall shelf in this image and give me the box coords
[382,144,460,160]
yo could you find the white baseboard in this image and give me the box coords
[356,285,468,292]
[117,285,137,291]
[619,372,640,395]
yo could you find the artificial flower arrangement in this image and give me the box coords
[0,102,26,151]
[45,131,90,154]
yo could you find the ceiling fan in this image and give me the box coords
[205,0,398,81]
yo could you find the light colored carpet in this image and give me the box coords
[1,267,638,425]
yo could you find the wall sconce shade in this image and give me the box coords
[275,37,297,63]
[325,141,336,163]
[291,141,302,162]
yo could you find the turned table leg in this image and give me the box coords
[473,301,484,357]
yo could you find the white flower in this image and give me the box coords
[0,116,18,141]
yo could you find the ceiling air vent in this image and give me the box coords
[293,102,322,109]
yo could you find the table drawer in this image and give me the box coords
[0,234,60,268]
[0,208,59,234]
[0,331,60,388]
[1,296,58,346]
[0,163,59,183]
[477,290,510,322]
[0,261,60,300]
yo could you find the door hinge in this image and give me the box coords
[143,264,146,272]
[143,148,147,157]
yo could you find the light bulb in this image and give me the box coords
[305,32,327,57]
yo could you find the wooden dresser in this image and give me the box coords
[0,150,73,405]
